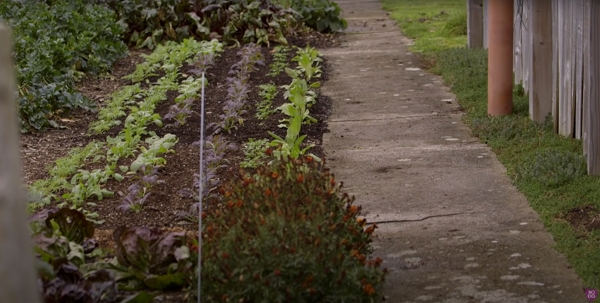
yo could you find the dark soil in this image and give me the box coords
[563,205,600,233]
[20,31,341,289]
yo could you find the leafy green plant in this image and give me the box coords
[124,39,222,83]
[240,138,270,168]
[288,0,348,32]
[99,0,298,48]
[201,156,386,302]
[270,77,319,159]
[89,84,143,134]
[0,0,127,131]
[201,0,297,46]
[268,46,290,77]
[256,83,278,120]
[293,46,323,82]
[96,0,207,49]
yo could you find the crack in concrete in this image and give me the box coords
[368,212,469,224]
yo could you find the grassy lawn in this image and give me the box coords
[382,0,600,289]
[381,0,467,54]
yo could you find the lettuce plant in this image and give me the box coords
[112,226,195,290]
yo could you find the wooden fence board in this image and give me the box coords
[583,0,591,155]
[558,1,574,136]
[483,0,489,48]
[575,0,584,139]
[468,0,484,48]
[522,0,532,94]
[514,0,523,86]
[530,0,553,123]
[552,0,559,131]
[0,23,42,303]
[587,0,600,174]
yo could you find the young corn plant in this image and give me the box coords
[269,78,319,160]
[293,46,323,82]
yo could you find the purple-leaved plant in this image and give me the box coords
[213,45,263,133]
[118,165,163,213]
[164,98,195,127]
[189,53,216,76]
[177,135,236,221]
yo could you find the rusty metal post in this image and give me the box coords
[488,0,514,115]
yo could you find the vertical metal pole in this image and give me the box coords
[197,72,206,303]
[488,0,515,115]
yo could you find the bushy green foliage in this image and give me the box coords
[201,156,386,302]
[518,149,587,188]
[287,0,348,32]
[0,0,127,131]
[240,138,270,168]
[255,83,278,120]
[98,0,297,48]
[268,46,290,77]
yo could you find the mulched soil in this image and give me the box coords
[20,30,340,279]
[562,205,600,234]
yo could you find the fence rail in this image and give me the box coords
[469,0,600,175]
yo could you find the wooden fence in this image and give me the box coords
[468,0,600,175]
[0,23,42,303]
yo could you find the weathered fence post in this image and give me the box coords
[483,0,489,48]
[467,0,484,48]
[0,23,42,303]
[529,0,553,123]
[587,0,600,175]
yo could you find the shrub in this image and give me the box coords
[288,0,348,32]
[200,156,386,302]
[0,0,127,131]
[97,0,298,48]
[518,149,587,188]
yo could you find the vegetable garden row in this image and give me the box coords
[3,0,387,302]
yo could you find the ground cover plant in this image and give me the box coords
[0,0,127,131]
[17,14,385,299]
[383,0,600,289]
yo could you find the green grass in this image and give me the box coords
[383,0,600,289]
[381,0,467,55]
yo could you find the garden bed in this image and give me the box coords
[22,30,338,235]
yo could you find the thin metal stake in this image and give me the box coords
[198,72,206,303]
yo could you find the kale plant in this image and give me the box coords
[178,135,236,220]
[0,0,127,131]
[213,44,264,133]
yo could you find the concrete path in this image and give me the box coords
[320,1,586,302]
